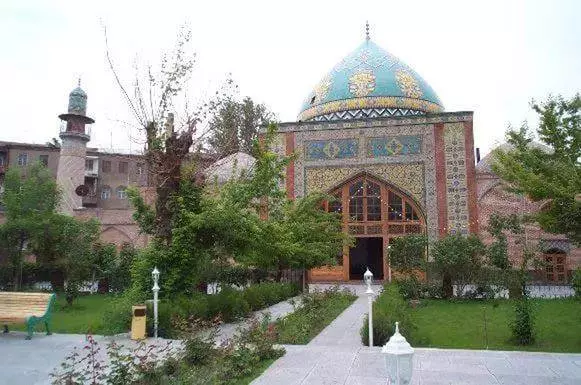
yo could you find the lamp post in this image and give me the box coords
[363,267,374,347]
[152,267,160,338]
[382,322,414,385]
[387,244,392,282]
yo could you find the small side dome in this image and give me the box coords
[205,152,256,184]
[477,142,552,174]
[68,86,88,116]
[298,39,443,122]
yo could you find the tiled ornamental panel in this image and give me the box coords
[366,135,422,157]
[304,138,358,160]
[443,123,469,235]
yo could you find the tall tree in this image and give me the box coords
[207,97,274,157]
[492,94,581,245]
[431,235,486,298]
[0,164,59,290]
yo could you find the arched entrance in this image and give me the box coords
[321,174,426,281]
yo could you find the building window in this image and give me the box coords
[544,249,567,282]
[136,163,144,176]
[17,153,28,166]
[119,161,128,174]
[102,160,111,173]
[39,155,49,167]
[116,186,127,200]
[101,185,111,200]
[85,159,94,172]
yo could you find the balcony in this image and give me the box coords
[82,193,98,207]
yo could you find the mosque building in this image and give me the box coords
[0,28,578,283]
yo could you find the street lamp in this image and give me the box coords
[382,322,414,385]
[152,267,160,338]
[363,267,374,347]
[387,244,392,282]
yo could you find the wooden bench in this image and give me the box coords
[0,292,56,340]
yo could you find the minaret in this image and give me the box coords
[56,80,95,214]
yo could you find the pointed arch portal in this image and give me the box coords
[312,173,426,282]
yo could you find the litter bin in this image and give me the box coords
[131,305,147,340]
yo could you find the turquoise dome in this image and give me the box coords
[298,39,444,121]
[67,86,88,116]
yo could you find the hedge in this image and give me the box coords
[103,282,300,337]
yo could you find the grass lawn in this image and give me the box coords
[11,294,113,335]
[412,298,581,353]
[275,290,356,344]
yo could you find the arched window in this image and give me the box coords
[544,249,567,282]
[101,185,111,200]
[326,175,424,237]
[116,186,127,200]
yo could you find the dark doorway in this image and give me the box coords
[349,237,384,280]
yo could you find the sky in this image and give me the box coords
[1,0,580,157]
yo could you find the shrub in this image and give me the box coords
[361,283,416,346]
[101,295,134,336]
[396,276,444,300]
[572,268,581,298]
[396,276,423,300]
[276,287,356,344]
[510,298,535,345]
[207,287,251,323]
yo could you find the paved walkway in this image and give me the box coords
[216,295,301,344]
[251,286,581,384]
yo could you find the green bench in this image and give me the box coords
[0,292,56,339]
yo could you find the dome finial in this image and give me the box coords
[77,77,81,87]
[365,21,370,40]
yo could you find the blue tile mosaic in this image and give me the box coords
[305,139,359,160]
[366,135,422,157]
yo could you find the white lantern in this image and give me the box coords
[363,267,373,289]
[382,322,414,385]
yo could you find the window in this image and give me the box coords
[101,185,111,200]
[544,249,567,282]
[366,181,381,221]
[328,191,342,213]
[348,181,364,221]
[85,159,94,172]
[405,202,419,220]
[102,160,111,173]
[116,186,127,200]
[17,153,28,166]
[39,154,49,166]
[119,161,128,174]
[0,155,5,166]
[136,163,144,176]
[388,191,403,221]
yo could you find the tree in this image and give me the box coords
[486,213,523,270]
[492,94,581,245]
[388,235,427,275]
[431,235,486,298]
[207,97,274,156]
[31,214,100,305]
[0,163,59,290]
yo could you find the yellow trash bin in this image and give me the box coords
[131,305,147,340]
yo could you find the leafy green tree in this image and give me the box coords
[486,213,523,270]
[31,214,100,304]
[431,235,486,298]
[388,235,427,274]
[207,97,274,157]
[492,94,581,245]
[0,163,59,290]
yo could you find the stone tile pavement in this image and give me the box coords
[252,345,581,385]
[251,285,581,384]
